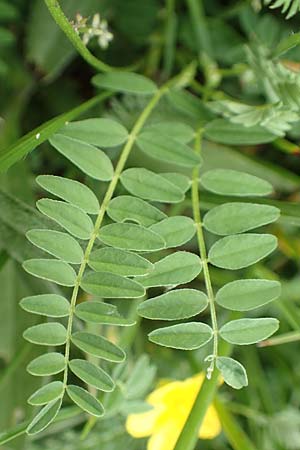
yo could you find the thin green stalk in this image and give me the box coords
[186,0,213,57]
[163,0,177,78]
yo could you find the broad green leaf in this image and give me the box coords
[208,234,277,269]
[167,89,211,120]
[27,352,66,376]
[107,195,167,226]
[219,318,279,345]
[120,168,184,203]
[20,294,70,317]
[23,323,67,346]
[149,322,213,350]
[26,399,62,435]
[204,119,276,145]
[50,134,114,181]
[201,169,273,197]
[139,251,202,288]
[138,289,208,320]
[36,175,99,214]
[216,279,281,311]
[37,199,94,240]
[98,223,166,251]
[27,229,84,263]
[92,72,157,94]
[59,118,128,147]
[67,385,104,417]
[137,132,202,167]
[75,301,135,326]
[71,331,125,362]
[142,122,194,143]
[81,271,145,298]
[89,247,153,276]
[159,173,191,193]
[150,216,196,248]
[203,203,280,235]
[28,381,64,405]
[216,357,248,389]
[23,259,77,286]
[69,359,114,391]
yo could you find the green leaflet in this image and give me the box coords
[204,119,276,145]
[92,72,157,94]
[59,118,128,147]
[216,357,248,390]
[26,399,62,435]
[142,122,194,143]
[89,247,153,276]
[50,134,114,181]
[149,322,213,350]
[27,353,66,376]
[159,173,191,194]
[23,323,67,346]
[136,132,202,167]
[28,381,64,405]
[98,223,166,252]
[75,301,136,326]
[138,289,208,320]
[138,251,202,288]
[36,175,100,214]
[216,279,281,311]
[219,318,279,345]
[107,195,167,227]
[120,168,184,203]
[149,216,196,248]
[167,89,211,120]
[208,234,278,269]
[201,169,273,197]
[22,259,77,286]
[69,359,115,391]
[27,229,84,263]
[71,331,125,362]
[81,271,145,298]
[20,294,70,317]
[37,199,94,240]
[67,385,104,417]
[203,203,280,235]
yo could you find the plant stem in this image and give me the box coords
[186,0,213,57]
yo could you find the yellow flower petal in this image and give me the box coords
[198,404,222,439]
[126,406,162,438]
[148,421,182,450]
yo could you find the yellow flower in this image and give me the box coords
[126,373,221,450]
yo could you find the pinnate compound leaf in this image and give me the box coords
[138,251,202,288]
[142,122,194,143]
[20,294,70,317]
[216,357,248,390]
[120,168,184,203]
[149,216,196,248]
[107,195,167,226]
[208,234,277,270]
[203,203,280,235]
[75,301,135,326]
[71,331,125,362]
[26,399,62,435]
[159,173,191,193]
[81,272,145,298]
[67,385,104,417]
[37,199,94,240]
[138,289,208,320]
[216,279,281,311]
[219,318,279,345]
[59,118,128,147]
[201,169,273,197]
[23,259,77,286]
[37,175,99,214]
[149,322,213,350]
[92,72,157,95]
[28,381,64,405]
[27,352,66,376]
[27,229,84,263]
[137,132,202,168]
[50,134,114,181]
[98,223,166,252]
[89,247,153,276]
[69,359,114,392]
[23,323,67,346]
